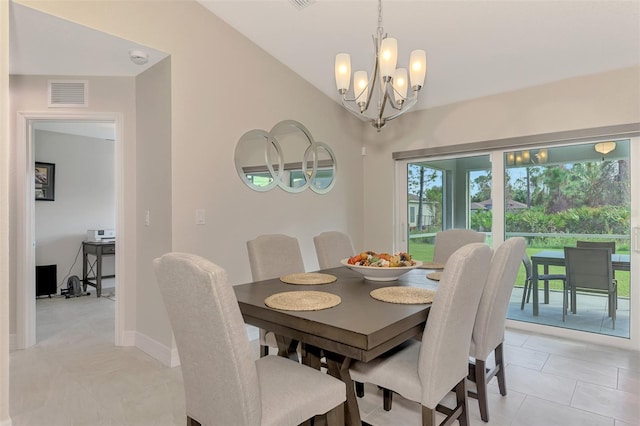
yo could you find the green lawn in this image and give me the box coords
[409,242,630,298]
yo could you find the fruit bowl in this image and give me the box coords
[340,259,423,282]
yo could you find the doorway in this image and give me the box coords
[15,112,126,349]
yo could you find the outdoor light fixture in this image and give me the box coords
[594,141,616,156]
[334,0,426,131]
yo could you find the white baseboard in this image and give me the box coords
[134,331,180,367]
[120,330,136,347]
[9,334,16,351]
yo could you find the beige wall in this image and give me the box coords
[8,75,137,344]
[360,66,640,250]
[135,57,173,352]
[11,0,365,358]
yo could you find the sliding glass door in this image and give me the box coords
[395,137,637,344]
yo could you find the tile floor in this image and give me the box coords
[9,283,640,426]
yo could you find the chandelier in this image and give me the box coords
[334,0,426,131]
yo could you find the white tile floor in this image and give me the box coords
[10,285,640,426]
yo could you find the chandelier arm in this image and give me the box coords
[361,35,381,112]
[340,98,375,122]
[382,96,419,122]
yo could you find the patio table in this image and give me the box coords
[530,250,630,316]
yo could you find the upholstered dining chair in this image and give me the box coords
[349,243,492,426]
[153,252,345,426]
[247,234,305,357]
[468,237,526,422]
[520,253,566,311]
[432,229,486,264]
[313,231,355,269]
[564,246,617,329]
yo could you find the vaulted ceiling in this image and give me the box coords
[10,0,640,113]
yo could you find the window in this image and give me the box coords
[405,154,490,262]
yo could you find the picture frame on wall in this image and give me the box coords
[35,162,55,201]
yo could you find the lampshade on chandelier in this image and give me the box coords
[334,0,426,131]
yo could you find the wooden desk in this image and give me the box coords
[82,241,115,297]
[234,267,436,425]
[530,250,630,316]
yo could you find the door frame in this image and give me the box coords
[15,111,125,349]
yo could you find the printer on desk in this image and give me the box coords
[86,229,116,242]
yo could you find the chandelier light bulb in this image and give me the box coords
[379,38,398,78]
[334,53,351,93]
[409,50,427,89]
[354,70,369,106]
[393,68,408,105]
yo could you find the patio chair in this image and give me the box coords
[432,229,486,264]
[520,253,567,311]
[577,240,617,282]
[153,253,345,426]
[247,234,305,357]
[349,243,492,426]
[564,246,617,329]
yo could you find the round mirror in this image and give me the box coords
[309,142,337,194]
[234,120,337,193]
[234,129,278,192]
[270,120,314,193]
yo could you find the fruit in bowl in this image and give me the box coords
[341,251,422,281]
[347,251,416,267]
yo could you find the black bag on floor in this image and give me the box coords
[65,275,84,298]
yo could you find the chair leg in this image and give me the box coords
[421,405,436,426]
[259,344,269,358]
[475,359,489,422]
[495,343,507,397]
[383,388,393,411]
[562,284,567,322]
[455,378,470,426]
[355,381,364,397]
[187,416,201,426]
[324,403,345,426]
[520,279,529,310]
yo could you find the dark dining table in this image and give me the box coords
[233,266,438,425]
[530,250,630,316]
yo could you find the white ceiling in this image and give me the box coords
[9,2,168,77]
[199,0,640,110]
[9,0,640,115]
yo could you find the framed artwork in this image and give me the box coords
[35,162,55,201]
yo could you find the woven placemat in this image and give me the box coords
[370,286,436,304]
[420,261,446,270]
[264,291,341,311]
[280,272,337,285]
[427,272,442,281]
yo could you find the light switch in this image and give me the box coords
[144,210,150,226]
[196,209,206,225]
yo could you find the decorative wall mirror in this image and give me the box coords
[234,120,337,194]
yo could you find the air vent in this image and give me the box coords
[48,80,88,107]
[290,0,315,10]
